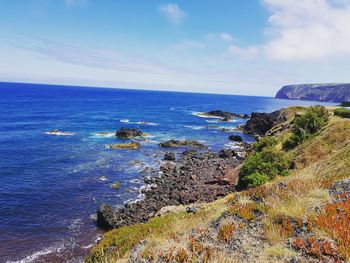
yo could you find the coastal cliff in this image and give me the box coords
[275,83,350,102]
[87,106,350,263]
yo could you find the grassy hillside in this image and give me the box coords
[86,106,350,263]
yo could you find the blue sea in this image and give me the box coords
[0,82,334,262]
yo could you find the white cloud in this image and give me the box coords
[158,3,186,24]
[228,45,259,59]
[220,32,234,42]
[262,0,350,60]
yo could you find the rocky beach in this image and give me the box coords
[95,109,283,230]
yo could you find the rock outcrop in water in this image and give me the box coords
[116,128,142,139]
[159,140,206,149]
[243,110,287,137]
[107,142,140,149]
[96,147,248,230]
[203,110,249,121]
[275,83,350,102]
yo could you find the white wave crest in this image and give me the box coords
[8,244,65,263]
[191,112,221,119]
[183,125,203,130]
[93,132,115,138]
[120,119,159,126]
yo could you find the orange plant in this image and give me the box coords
[310,196,350,259]
[217,222,235,243]
[228,202,262,220]
[175,248,189,263]
[292,236,340,260]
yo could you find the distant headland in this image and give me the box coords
[275,83,350,102]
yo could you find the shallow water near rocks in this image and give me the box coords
[0,82,334,262]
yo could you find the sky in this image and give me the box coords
[1,0,350,96]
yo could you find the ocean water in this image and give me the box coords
[0,82,334,262]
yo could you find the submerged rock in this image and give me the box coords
[111,183,121,189]
[107,142,140,149]
[159,140,206,148]
[115,128,142,139]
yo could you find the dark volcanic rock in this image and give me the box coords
[159,139,206,148]
[96,146,250,230]
[97,204,118,230]
[115,128,142,139]
[228,135,243,142]
[243,110,287,137]
[163,152,176,161]
[205,110,249,120]
[218,149,236,158]
[275,83,350,102]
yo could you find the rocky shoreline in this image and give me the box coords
[95,109,277,230]
[97,146,250,230]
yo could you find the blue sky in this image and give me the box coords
[1,0,350,96]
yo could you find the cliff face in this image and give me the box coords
[275,83,350,102]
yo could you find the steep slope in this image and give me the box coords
[86,107,350,263]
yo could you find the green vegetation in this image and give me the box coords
[253,136,278,152]
[282,106,329,150]
[87,106,350,263]
[240,106,330,188]
[340,101,350,107]
[334,108,350,118]
[239,147,290,188]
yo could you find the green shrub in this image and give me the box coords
[334,108,350,118]
[283,106,329,150]
[340,101,350,107]
[282,134,302,151]
[239,148,290,188]
[243,172,269,188]
[253,136,278,152]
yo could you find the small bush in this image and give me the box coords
[228,202,264,220]
[282,134,302,151]
[283,106,329,150]
[243,172,269,188]
[253,136,278,152]
[239,147,290,188]
[217,222,235,243]
[334,108,350,118]
[340,101,350,107]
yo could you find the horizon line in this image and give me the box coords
[0,80,274,98]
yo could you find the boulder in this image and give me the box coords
[96,204,118,230]
[243,110,287,137]
[228,135,243,142]
[218,149,236,158]
[163,152,176,161]
[116,128,142,139]
[159,140,206,148]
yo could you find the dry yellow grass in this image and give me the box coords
[87,109,350,263]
